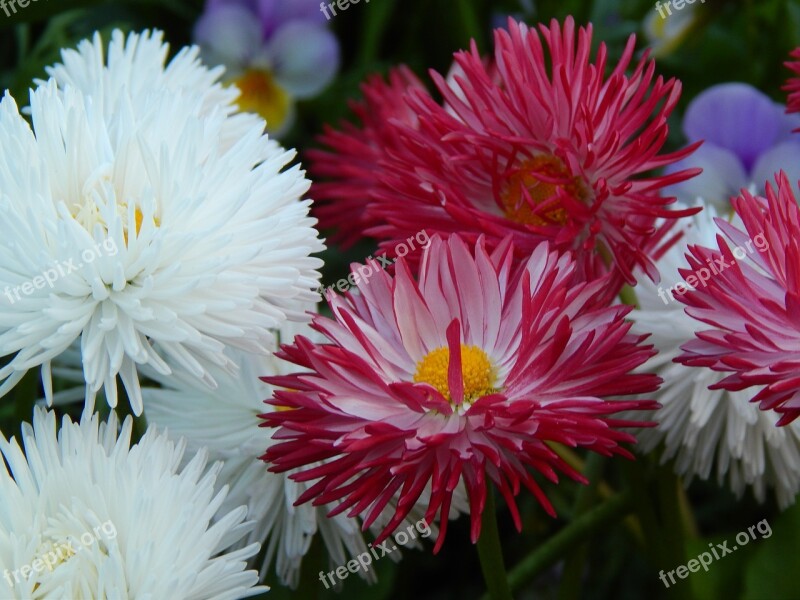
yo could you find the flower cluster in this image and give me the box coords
[311,18,700,299]
[271,15,692,552]
[3,6,800,597]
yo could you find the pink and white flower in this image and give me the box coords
[262,235,659,552]
[676,171,800,426]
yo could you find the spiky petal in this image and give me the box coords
[310,17,699,294]
[676,171,800,426]
[262,235,659,552]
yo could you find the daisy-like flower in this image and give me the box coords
[664,83,800,211]
[262,235,660,552]
[629,205,800,507]
[676,171,800,426]
[143,318,375,589]
[784,47,800,115]
[310,17,699,292]
[195,0,340,136]
[0,407,265,599]
[41,29,265,149]
[0,42,323,415]
[308,66,427,247]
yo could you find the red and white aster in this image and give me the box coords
[310,17,699,293]
[261,235,659,552]
[784,47,800,116]
[676,171,800,426]
[308,66,426,247]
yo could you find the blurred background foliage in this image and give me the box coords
[1,0,800,598]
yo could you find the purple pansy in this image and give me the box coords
[194,0,340,136]
[665,82,800,209]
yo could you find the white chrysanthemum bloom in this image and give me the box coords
[0,45,323,415]
[630,204,800,507]
[0,407,266,599]
[143,317,373,589]
[40,29,264,150]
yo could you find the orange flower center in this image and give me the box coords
[499,155,586,226]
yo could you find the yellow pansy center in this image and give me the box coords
[413,344,496,403]
[231,69,292,133]
[500,155,587,226]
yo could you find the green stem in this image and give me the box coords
[622,458,662,564]
[14,23,29,65]
[624,459,696,600]
[476,489,513,600]
[656,465,696,600]
[456,0,484,48]
[112,380,148,443]
[14,370,38,424]
[357,0,398,66]
[558,454,605,600]
[677,482,699,538]
[481,490,635,599]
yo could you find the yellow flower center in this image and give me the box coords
[231,69,292,133]
[71,196,155,246]
[30,539,78,592]
[499,155,587,226]
[413,344,497,404]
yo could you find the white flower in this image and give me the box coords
[0,33,324,416]
[40,29,264,150]
[0,407,266,599]
[630,205,800,507]
[143,317,373,588]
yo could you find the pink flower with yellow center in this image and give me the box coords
[676,171,800,426]
[261,235,660,551]
[309,17,699,296]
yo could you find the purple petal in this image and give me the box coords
[683,83,784,172]
[663,143,748,211]
[751,141,800,195]
[257,0,328,36]
[194,4,263,68]
[267,22,340,98]
[205,0,259,14]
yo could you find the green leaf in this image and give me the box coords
[742,504,800,600]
